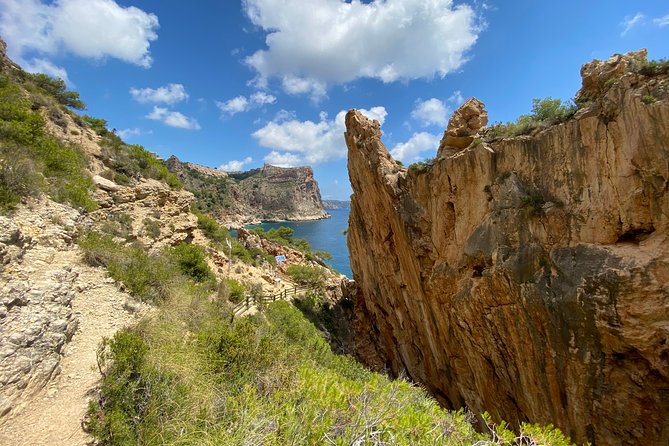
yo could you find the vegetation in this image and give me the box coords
[221,277,246,304]
[97,131,182,189]
[408,157,436,172]
[641,94,658,104]
[87,289,575,446]
[195,211,275,266]
[286,264,327,288]
[24,72,86,109]
[637,58,669,77]
[485,97,577,140]
[78,233,215,302]
[250,226,332,263]
[0,74,97,212]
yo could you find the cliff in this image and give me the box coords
[345,50,669,446]
[166,157,328,226]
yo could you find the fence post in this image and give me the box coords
[294,286,297,297]
[246,296,249,308]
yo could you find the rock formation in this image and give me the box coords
[437,97,488,157]
[166,157,329,226]
[345,50,669,446]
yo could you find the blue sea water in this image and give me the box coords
[251,208,352,278]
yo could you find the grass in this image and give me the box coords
[87,292,576,445]
[78,232,215,303]
[0,74,97,212]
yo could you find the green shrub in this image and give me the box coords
[408,157,435,172]
[221,277,246,303]
[170,243,215,284]
[0,74,96,212]
[286,264,326,287]
[485,98,577,140]
[79,232,177,302]
[143,218,161,240]
[25,72,86,109]
[641,94,657,104]
[81,115,108,135]
[638,58,669,77]
[195,212,229,243]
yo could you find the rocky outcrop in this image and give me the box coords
[89,178,197,252]
[437,97,488,157]
[345,50,669,446]
[166,157,329,226]
[0,200,82,417]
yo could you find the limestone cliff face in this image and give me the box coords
[346,51,669,446]
[166,158,328,226]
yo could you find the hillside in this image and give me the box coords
[166,156,329,227]
[345,50,669,446]
[0,38,576,445]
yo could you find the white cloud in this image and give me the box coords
[130,84,188,104]
[654,14,669,27]
[117,127,142,139]
[263,151,303,167]
[411,98,449,127]
[216,91,277,116]
[217,96,250,115]
[253,106,387,165]
[220,157,253,171]
[621,12,645,36]
[449,90,464,105]
[21,58,70,84]
[390,132,441,163]
[146,106,200,130]
[250,91,276,105]
[0,0,159,76]
[243,0,480,96]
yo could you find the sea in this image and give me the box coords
[250,207,352,278]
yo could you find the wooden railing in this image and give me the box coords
[232,283,318,315]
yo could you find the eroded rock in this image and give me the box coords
[437,97,488,157]
[345,51,669,446]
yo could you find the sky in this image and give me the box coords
[0,1,668,200]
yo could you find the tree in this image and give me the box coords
[28,73,86,109]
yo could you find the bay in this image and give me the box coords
[250,208,352,278]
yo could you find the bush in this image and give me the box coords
[81,115,108,135]
[79,232,177,302]
[25,73,86,109]
[195,212,230,243]
[170,243,215,284]
[0,74,97,212]
[143,218,161,240]
[485,98,577,140]
[286,264,326,287]
[221,278,246,304]
[638,58,669,77]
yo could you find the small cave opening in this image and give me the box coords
[472,265,485,278]
[616,226,655,244]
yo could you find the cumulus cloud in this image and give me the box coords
[217,91,277,116]
[654,14,669,27]
[243,0,480,97]
[390,132,441,163]
[621,12,645,36]
[263,151,304,167]
[146,106,200,130]
[220,157,253,171]
[0,0,159,76]
[130,84,188,104]
[253,107,387,165]
[411,98,449,127]
[117,127,142,139]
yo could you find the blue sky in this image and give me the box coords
[1,0,668,200]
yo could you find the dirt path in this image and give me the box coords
[0,250,148,446]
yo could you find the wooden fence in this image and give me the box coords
[232,283,318,315]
